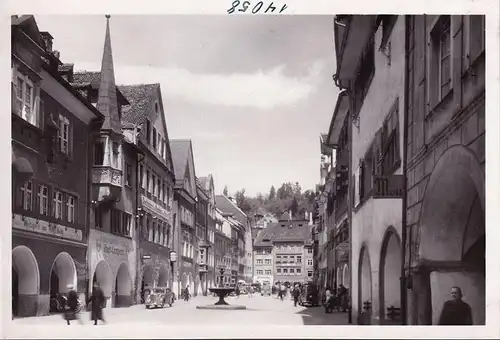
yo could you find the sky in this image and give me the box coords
[35,15,339,197]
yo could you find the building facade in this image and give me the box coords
[253,231,273,285]
[11,15,104,316]
[199,175,216,289]
[331,14,485,325]
[214,208,233,286]
[403,15,485,325]
[75,16,140,309]
[118,83,175,304]
[195,177,209,296]
[215,195,250,284]
[170,139,197,297]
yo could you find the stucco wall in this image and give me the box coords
[350,16,405,324]
[351,198,402,323]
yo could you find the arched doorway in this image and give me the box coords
[379,228,401,324]
[49,252,77,313]
[115,262,132,307]
[157,267,169,287]
[141,265,154,304]
[92,260,112,308]
[12,246,40,317]
[358,245,372,324]
[416,146,485,325]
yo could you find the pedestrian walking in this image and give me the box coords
[235,285,240,299]
[64,285,83,325]
[337,284,348,312]
[292,285,300,307]
[438,286,473,325]
[87,282,106,325]
[183,285,190,302]
[324,289,333,313]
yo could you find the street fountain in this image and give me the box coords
[196,267,246,310]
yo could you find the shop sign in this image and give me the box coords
[93,230,132,259]
[199,264,208,273]
[12,213,83,242]
[183,261,192,268]
[141,195,171,221]
[143,255,151,260]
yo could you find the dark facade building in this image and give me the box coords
[170,139,197,297]
[11,15,103,316]
[72,16,140,309]
[118,83,176,304]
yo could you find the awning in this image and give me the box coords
[12,157,33,185]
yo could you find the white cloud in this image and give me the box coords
[74,61,325,110]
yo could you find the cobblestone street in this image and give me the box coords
[11,294,348,328]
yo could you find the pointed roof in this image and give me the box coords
[170,139,192,183]
[96,15,121,134]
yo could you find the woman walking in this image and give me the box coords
[88,282,106,325]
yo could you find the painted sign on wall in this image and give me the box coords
[12,213,83,241]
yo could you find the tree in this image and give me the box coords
[293,182,302,196]
[223,185,228,196]
[289,196,299,217]
[269,185,276,200]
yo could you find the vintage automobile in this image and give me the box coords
[145,287,174,309]
[299,282,320,307]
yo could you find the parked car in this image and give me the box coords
[300,282,320,307]
[145,287,174,309]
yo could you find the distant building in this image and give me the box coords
[253,219,314,286]
[215,195,253,284]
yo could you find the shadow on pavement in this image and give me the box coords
[295,306,349,325]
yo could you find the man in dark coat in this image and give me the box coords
[438,286,473,325]
[338,284,348,312]
[88,282,106,325]
[292,285,300,307]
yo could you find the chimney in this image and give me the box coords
[40,31,53,52]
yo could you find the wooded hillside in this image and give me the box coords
[223,182,317,220]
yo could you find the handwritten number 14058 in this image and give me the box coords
[227,1,288,14]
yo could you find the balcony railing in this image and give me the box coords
[92,166,122,187]
[372,174,404,198]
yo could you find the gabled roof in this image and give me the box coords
[254,220,312,247]
[117,83,159,125]
[11,15,44,48]
[215,195,248,227]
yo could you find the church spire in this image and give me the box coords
[97,15,121,134]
